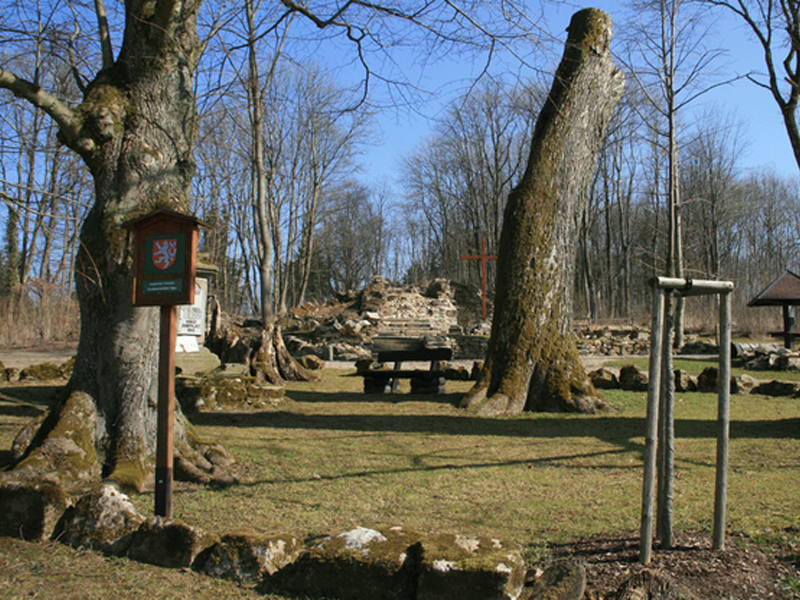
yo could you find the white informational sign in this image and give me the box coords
[177,278,207,340]
[176,335,200,353]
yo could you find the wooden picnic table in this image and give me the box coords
[359,347,452,394]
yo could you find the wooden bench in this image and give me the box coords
[360,347,453,394]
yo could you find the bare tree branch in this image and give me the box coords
[93,0,115,69]
[707,0,800,169]
[0,67,93,154]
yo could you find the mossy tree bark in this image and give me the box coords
[0,1,234,493]
[461,9,624,416]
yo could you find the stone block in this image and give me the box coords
[262,526,422,600]
[416,533,526,600]
[53,484,145,555]
[673,369,696,393]
[18,362,65,381]
[176,376,284,412]
[525,562,586,600]
[197,530,302,582]
[697,367,718,393]
[0,481,71,540]
[752,379,800,397]
[589,367,618,390]
[127,517,218,568]
[175,346,221,376]
[618,365,648,392]
[731,373,759,395]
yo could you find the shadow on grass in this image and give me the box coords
[193,408,799,439]
[284,388,465,405]
[0,385,61,418]
[188,411,800,489]
[220,446,639,488]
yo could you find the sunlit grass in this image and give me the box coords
[143,363,800,549]
[3,357,799,575]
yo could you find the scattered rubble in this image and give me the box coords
[590,361,800,399]
[734,343,800,372]
[176,372,286,413]
[575,323,649,357]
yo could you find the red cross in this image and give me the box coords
[459,237,497,320]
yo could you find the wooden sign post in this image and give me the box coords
[459,237,497,320]
[124,209,204,518]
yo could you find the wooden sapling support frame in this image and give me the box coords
[640,276,734,564]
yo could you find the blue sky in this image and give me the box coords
[353,1,799,189]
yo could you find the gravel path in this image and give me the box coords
[0,349,614,372]
[0,348,77,370]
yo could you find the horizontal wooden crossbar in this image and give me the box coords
[376,348,452,363]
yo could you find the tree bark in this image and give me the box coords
[461,8,624,415]
[1,0,233,493]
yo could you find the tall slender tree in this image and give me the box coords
[462,8,624,415]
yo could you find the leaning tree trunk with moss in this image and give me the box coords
[0,1,236,497]
[461,8,624,416]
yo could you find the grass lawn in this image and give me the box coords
[1,356,799,598]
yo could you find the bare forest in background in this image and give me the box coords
[1,2,797,345]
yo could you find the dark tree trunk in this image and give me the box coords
[461,9,624,415]
[3,0,233,493]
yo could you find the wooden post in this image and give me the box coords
[156,304,177,518]
[640,284,665,564]
[783,305,794,349]
[123,209,205,519]
[714,290,732,549]
[459,237,497,320]
[657,287,675,548]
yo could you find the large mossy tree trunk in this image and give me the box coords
[461,9,624,416]
[1,0,233,494]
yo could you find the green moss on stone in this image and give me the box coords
[19,362,64,381]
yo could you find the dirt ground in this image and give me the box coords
[549,530,800,599]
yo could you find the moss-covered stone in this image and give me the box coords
[19,362,65,381]
[53,484,145,555]
[417,533,526,600]
[0,480,72,540]
[262,527,526,600]
[619,364,649,392]
[197,529,302,582]
[262,526,423,600]
[127,517,218,569]
[525,562,586,600]
[176,375,285,412]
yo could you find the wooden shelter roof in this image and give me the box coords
[748,269,800,306]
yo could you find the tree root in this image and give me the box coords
[4,389,239,495]
[250,323,317,384]
[4,391,101,492]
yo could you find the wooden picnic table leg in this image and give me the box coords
[391,361,402,393]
